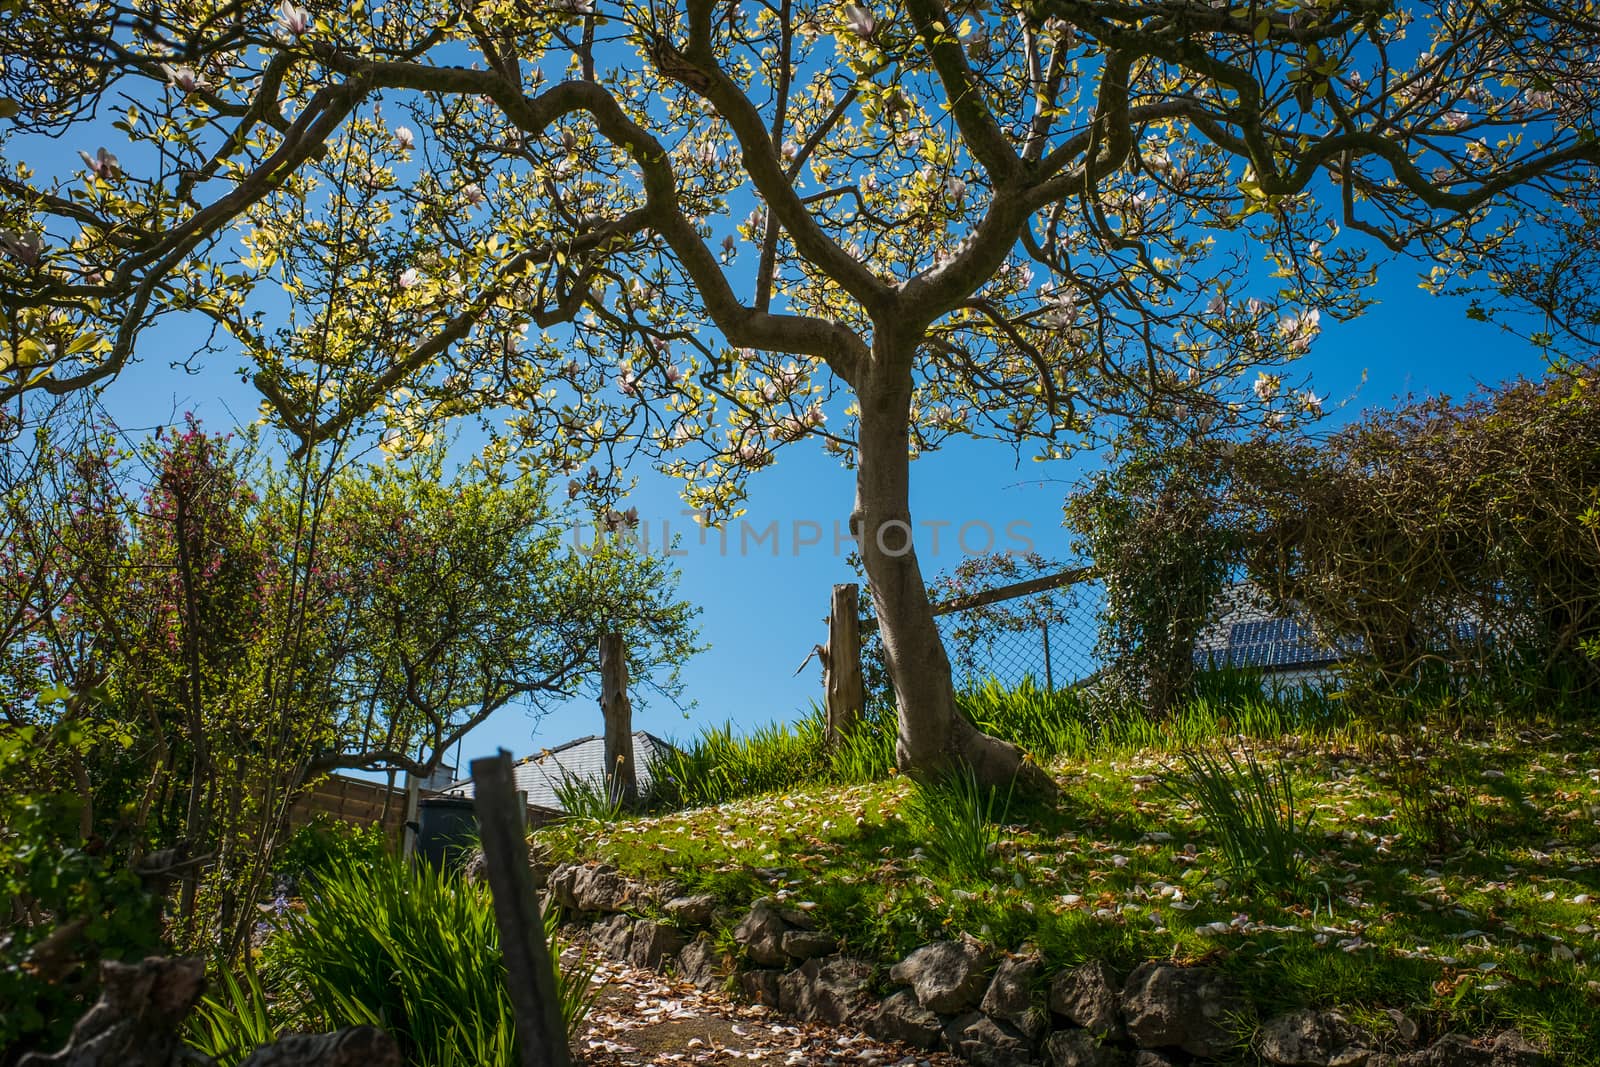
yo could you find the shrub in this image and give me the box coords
[902,765,1013,881]
[1237,365,1600,697]
[190,855,595,1067]
[1160,746,1310,892]
[552,770,629,823]
[272,814,390,890]
[1064,438,1241,717]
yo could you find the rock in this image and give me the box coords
[945,1012,1035,1067]
[864,990,945,1051]
[732,899,792,967]
[777,956,875,1026]
[568,863,641,912]
[1132,1054,1179,1067]
[781,929,838,960]
[664,894,718,926]
[1490,1030,1552,1067]
[549,862,641,913]
[1258,1009,1370,1066]
[889,934,994,1014]
[239,1028,401,1067]
[779,906,818,929]
[546,862,579,909]
[1050,960,1124,1040]
[589,913,634,959]
[1399,1032,1551,1067]
[18,957,207,1067]
[1045,1030,1129,1067]
[675,934,724,991]
[627,920,686,970]
[1121,962,1245,1058]
[981,954,1047,1042]
[740,968,783,1007]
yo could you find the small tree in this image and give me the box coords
[1065,437,1238,715]
[2,0,1596,787]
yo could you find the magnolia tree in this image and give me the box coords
[2,0,1596,789]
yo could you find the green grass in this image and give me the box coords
[540,689,1600,1064]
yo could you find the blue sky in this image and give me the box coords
[91,268,1549,776]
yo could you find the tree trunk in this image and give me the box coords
[599,632,638,807]
[855,334,1056,796]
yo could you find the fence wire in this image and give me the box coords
[936,577,1105,691]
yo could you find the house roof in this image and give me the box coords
[444,731,676,812]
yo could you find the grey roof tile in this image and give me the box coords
[445,731,676,812]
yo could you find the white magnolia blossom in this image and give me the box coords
[78,146,119,179]
[461,182,486,207]
[397,267,423,289]
[945,176,967,201]
[1442,110,1471,131]
[276,0,311,38]
[160,64,208,93]
[617,365,639,396]
[1253,372,1283,402]
[1298,390,1325,417]
[1276,307,1322,353]
[393,125,415,150]
[781,141,800,161]
[843,3,876,38]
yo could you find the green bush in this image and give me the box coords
[273,814,390,889]
[1064,438,1240,716]
[1159,746,1310,893]
[0,723,164,1059]
[1237,365,1600,697]
[902,765,1013,881]
[190,855,595,1067]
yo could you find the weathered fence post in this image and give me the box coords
[599,632,637,807]
[825,583,866,744]
[470,749,573,1067]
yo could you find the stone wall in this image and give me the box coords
[543,860,1552,1067]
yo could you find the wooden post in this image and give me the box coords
[825,583,866,744]
[470,749,573,1067]
[599,633,637,808]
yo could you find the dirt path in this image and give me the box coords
[575,957,962,1066]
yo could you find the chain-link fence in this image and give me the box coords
[857,570,1107,700]
[937,577,1104,690]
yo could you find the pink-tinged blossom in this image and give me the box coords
[743,207,766,236]
[1442,110,1471,131]
[735,442,771,466]
[0,230,42,266]
[844,4,876,37]
[78,147,120,179]
[161,64,208,93]
[1206,293,1226,316]
[1276,307,1321,353]
[720,234,737,258]
[276,0,311,38]
[945,176,967,201]
[398,267,423,289]
[664,364,682,384]
[1298,390,1325,417]
[393,126,415,150]
[781,141,800,162]
[560,0,595,14]
[1253,372,1282,402]
[461,183,486,207]
[617,366,639,396]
